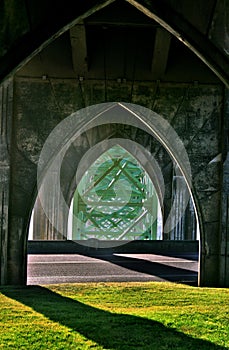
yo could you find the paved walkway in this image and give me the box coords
[27,252,198,285]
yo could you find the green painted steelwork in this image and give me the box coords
[72,145,159,240]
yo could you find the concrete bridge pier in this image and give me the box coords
[0,79,13,285]
[219,89,229,286]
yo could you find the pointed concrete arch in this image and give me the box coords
[32,133,165,244]
[0,0,228,86]
[37,101,199,258]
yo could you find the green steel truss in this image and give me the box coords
[72,145,159,241]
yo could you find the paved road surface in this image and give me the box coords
[27,253,198,285]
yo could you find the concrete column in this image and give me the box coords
[162,163,173,240]
[199,90,228,287]
[219,89,229,286]
[198,186,221,286]
[34,168,68,240]
[170,175,186,240]
[33,197,49,240]
[199,222,221,286]
[184,200,197,240]
[0,78,13,285]
[165,167,197,241]
[219,152,229,285]
[8,216,27,285]
[33,195,66,240]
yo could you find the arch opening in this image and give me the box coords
[67,144,162,241]
[29,102,200,247]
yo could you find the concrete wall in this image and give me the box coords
[28,240,199,256]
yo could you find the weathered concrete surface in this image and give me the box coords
[0,0,228,85]
[0,0,228,287]
[219,89,229,286]
[0,78,13,284]
[209,0,229,56]
[7,77,224,286]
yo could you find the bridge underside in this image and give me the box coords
[0,0,229,286]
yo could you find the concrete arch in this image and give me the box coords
[2,78,223,286]
[30,129,164,246]
[0,1,228,86]
[32,130,166,243]
[62,132,197,242]
[37,102,194,240]
[33,102,199,260]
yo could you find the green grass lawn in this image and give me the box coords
[0,282,228,349]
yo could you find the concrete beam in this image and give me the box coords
[126,0,229,87]
[151,28,171,79]
[0,0,116,83]
[70,22,88,77]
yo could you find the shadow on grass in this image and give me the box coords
[1,286,226,350]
